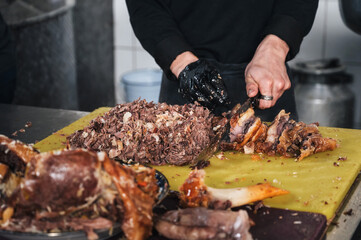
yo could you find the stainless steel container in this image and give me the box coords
[292,59,355,128]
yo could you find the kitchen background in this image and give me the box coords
[114,0,361,128]
[1,0,361,127]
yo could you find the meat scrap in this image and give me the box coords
[155,207,253,240]
[25,121,32,128]
[0,135,159,240]
[221,108,338,161]
[67,99,215,166]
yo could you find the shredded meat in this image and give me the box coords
[67,99,215,166]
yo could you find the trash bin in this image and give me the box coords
[0,0,78,110]
[118,69,162,103]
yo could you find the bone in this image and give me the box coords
[179,169,289,209]
[207,182,289,208]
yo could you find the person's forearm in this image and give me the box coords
[262,0,318,60]
[170,51,198,78]
[255,34,289,62]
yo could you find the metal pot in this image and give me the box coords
[292,59,355,128]
[339,0,361,35]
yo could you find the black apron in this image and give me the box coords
[159,59,298,122]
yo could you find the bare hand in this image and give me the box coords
[170,51,199,78]
[245,34,290,109]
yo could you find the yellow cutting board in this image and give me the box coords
[34,108,361,220]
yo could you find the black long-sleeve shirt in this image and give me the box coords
[0,13,15,73]
[126,0,318,75]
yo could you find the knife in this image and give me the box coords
[194,95,260,162]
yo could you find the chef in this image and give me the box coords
[126,0,318,121]
[0,13,16,104]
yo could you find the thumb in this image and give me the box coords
[245,75,259,97]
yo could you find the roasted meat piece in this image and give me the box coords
[0,134,39,205]
[0,135,159,240]
[0,134,38,175]
[179,169,288,209]
[255,110,293,155]
[229,108,262,145]
[221,108,267,153]
[222,107,338,160]
[67,99,216,166]
[277,121,338,160]
[155,207,253,240]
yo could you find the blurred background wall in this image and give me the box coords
[73,0,114,111]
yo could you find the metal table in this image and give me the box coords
[0,103,359,240]
[0,103,89,144]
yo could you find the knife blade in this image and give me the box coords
[194,96,260,162]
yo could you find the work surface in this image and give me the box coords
[0,103,360,240]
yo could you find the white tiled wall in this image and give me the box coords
[113,0,159,104]
[291,0,327,62]
[114,0,361,126]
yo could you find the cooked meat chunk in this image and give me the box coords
[0,135,159,240]
[0,134,38,175]
[256,110,291,155]
[155,207,253,240]
[224,108,338,160]
[229,108,262,149]
[277,121,338,160]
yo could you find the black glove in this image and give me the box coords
[177,59,230,110]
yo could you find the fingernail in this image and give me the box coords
[247,89,254,96]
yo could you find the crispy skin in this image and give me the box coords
[243,123,268,154]
[230,108,261,147]
[251,123,267,142]
[224,108,263,152]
